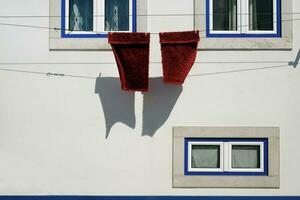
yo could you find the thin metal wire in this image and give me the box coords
[138,17,300,35]
[0,12,299,18]
[0,68,97,79]
[0,12,298,79]
[0,22,59,30]
[188,64,291,77]
[0,17,299,38]
[0,61,291,65]
[0,64,294,80]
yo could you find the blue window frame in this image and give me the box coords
[61,0,137,38]
[206,0,281,38]
[184,138,268,176]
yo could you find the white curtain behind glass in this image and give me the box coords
[192,145,220,168]
[249,0,258,30]
[232,145,260,168]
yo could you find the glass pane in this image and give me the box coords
[69,0,93,31]
[232,145,260,168]
[249,0,274,31]
[105,0,129,31]
[213,0,237,31]
[192,145,220,168]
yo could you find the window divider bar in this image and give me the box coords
[223,142,229,172]
[241,0,247,33]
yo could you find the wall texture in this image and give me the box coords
[0,0,300,195]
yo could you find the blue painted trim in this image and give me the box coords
[184,137,189,176]
[206,0,282,38]
[206,33,281,38]
[61,0,137,38]
[264,138,269,176]
[205,0,210,38]
[184,138,269,176]
[277,0,282,37]
[0,196,300,200]
[132,0,137,32]
[61,0,66,38]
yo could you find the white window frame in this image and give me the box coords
[245,0,277,34]
[228,141,264,172]
[209,0,241,34]
[209,0,278,35]
[65,0,133,35]
[187,141,264,173]
[188,141,224,172]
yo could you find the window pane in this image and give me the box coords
[232,145,260,168]
[192,145,220,168]
[213,0,237,31]
[69,0,93,31]
[105,0,129,31]
[249,0,274,31]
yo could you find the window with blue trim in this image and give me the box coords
[61,0,136,38]
[206,0,281,37]
[184,138,268,176]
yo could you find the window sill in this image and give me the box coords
[197,37,293,50]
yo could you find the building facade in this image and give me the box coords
[0,0,300,198]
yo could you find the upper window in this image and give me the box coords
[61,0,136,38]
[207,0,281,37]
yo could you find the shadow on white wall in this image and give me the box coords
[95,76,136,138]
[95,76,182,138]
[142,78,182,137]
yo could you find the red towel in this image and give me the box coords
[108,32,150,92]
[160,31,200,85]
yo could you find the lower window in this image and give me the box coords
[185,138,268,175]
[173,127,280,188]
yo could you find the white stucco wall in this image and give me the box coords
[0,0,300,195]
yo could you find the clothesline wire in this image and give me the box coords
[90,17,298,35]
[0,68,96,79]
[0,17,299,37]
[0,19,298,66]
[1,50,299,78]
[0,64,294,80]
[0,61,291,65]
[0,12,299,18]
[189,64,291,77]
[0,14,298,78]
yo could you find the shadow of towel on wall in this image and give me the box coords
[95,76,136,138]
[142,77,183,137]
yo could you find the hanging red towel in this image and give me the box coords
[108,32,150,92]
[159,31,200,85]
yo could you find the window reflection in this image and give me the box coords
[69,0,93,31]
[105,0,129,31]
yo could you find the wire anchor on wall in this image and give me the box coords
[45,72,99,79]
[46,72,65,77]
[288,49,300,68]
